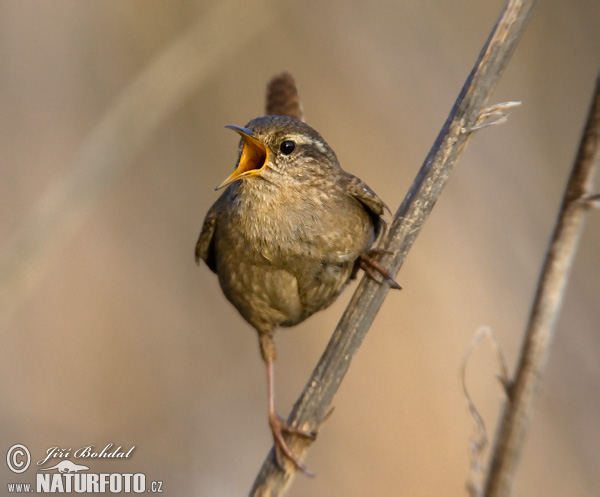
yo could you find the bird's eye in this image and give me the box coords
[279,140,296,155]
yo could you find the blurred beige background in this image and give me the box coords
[1,1,598,496]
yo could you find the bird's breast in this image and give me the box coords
[223,184,373,266]
[211,181,377,329]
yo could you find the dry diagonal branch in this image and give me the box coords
[484,76,600,497]
[250,0,539,495]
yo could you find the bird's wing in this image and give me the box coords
[195,202,219,273]
[342,173,388,239]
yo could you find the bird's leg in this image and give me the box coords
[359,249,402,290]
[259,333,316,476]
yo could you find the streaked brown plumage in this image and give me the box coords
[265,72,303,121]
[195,75,398,474]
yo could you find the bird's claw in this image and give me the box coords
[269,412,316,476]
[359,250,402,290]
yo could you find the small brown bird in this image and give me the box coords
[195,74,399,474]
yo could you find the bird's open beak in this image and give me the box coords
[216,126,269,190]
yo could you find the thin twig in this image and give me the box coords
[463,101,522,131]
[0,0,274,326]
[484,76,600,497]
[250,1,538,495]
[461,327,510,497]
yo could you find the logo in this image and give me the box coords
[4,443,164,494]
[38,460,89,473]
[6,444,31,474]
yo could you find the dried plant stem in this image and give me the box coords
[250,1,538,495]
[484,76,600,497]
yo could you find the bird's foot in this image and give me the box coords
[268,412,316,476]
[359,249,402,290]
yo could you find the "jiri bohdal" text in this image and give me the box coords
[37,444,135,466]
